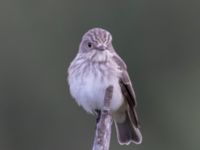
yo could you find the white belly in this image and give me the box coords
[68,63,124,114]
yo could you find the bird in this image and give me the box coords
[67,27,142,145]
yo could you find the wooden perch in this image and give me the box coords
[92,85,113,150]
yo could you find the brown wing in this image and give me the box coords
[113,54,140,128]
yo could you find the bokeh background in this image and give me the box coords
[1,0,200,150]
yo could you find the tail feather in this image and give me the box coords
[114,111,142,145]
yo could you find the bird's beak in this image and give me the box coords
[96,44,107,51]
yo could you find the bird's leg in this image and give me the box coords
[95,109,101,124]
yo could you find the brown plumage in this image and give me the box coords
[68,28,142,145]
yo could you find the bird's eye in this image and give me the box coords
[87,42,92,48]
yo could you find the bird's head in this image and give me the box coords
[79,28,114,62]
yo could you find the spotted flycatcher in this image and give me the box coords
[67,28,142,145]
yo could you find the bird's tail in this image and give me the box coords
[114,110,142,145]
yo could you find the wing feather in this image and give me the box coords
[113,54,140,128]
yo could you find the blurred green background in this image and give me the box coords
[1,0,200,150]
